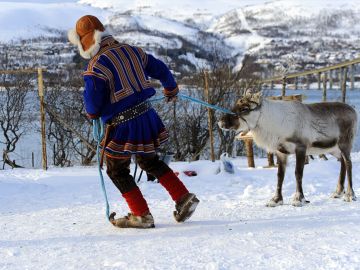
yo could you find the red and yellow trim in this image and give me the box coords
[163,85,179,97]
[101,129,169,159]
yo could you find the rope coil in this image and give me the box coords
[92,119,110,221]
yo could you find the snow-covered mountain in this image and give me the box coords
[1,0,360,74]
[78,0,360,71]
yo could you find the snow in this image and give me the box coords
[1,155,360,269]
[116,32,182,50]
[0,1,108,42]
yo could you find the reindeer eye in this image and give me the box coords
[239,107,250,115]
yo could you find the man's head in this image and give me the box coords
[68,15,106,59]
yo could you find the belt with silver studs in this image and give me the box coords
[109,101,152,127]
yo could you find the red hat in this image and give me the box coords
[68,15,106,59]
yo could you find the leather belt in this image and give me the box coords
[109,101,152,127]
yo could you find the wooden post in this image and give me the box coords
[329,70,333,90]
[204,71,215,162]
[350,64,355,90]
[294,77,298,90]
[53,144,56,165]
[317,72,321,90]
[341,67,348,103]
[31,152,34,168]
[245,139,255,168]
[270,80,274,90]
[338,69,342,89]
[38,68,47,170]
[281,77,286,97]
[322,72,327,102]
[306,75,310,90]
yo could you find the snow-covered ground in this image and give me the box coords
[1,155,360,269]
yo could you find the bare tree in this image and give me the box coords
[45,67,96,166]
[0,74,32,168]
[157,50,262,161]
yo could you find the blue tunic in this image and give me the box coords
[83,36,178,158]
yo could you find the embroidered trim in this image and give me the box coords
[102,52,134,102]
[84,36,152,103]
[122,46,151,89]
[83,71,108,81]
[87,113,99,119]
[102,129,169,158]
[164,85,179,97]
[134,47,148,67]
[109,47,141,92]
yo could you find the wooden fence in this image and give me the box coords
[263,57,360,102]
[0,68,47,170]
[240,57,360,168]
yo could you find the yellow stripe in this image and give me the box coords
[124,46,151,89]
[112,46,142,92]
[93,63,118,103]
[102,52,134,102]
[82,71,108,81]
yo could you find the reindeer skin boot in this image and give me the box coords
[110,187,155,229]
[173,193,199,222]
[109,212,155,229]
[158,171,199,222]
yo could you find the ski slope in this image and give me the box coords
[1,155,360,269]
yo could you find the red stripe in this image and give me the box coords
[164,85,179,97]
[87,113,99,119]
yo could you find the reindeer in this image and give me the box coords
[219,92,357,206]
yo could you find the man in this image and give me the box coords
[68,15,199,228]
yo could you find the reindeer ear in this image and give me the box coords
[244,89,252,98]
[252,91,263,103]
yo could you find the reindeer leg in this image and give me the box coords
[331,156,346,198]
[342,152,356,202]
[266,152,287,207]
[292,145,308,207]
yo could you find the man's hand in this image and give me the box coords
[165,96,178,103]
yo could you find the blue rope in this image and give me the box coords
[92,119,110,221]
[178,94,235,114]
[149,94,235,114]
[148,96,165,103]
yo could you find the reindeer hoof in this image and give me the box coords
[344,193,357,202]
[266,198,283,207]
[292,198,309,207]
[292,192,309,207]
[331,191,345,199]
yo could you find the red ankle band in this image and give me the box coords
[158,171,189,202]
[122,187,149,216]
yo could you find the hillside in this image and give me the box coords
[0,0,359,75]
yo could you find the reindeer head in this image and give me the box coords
[218,91,262,132]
